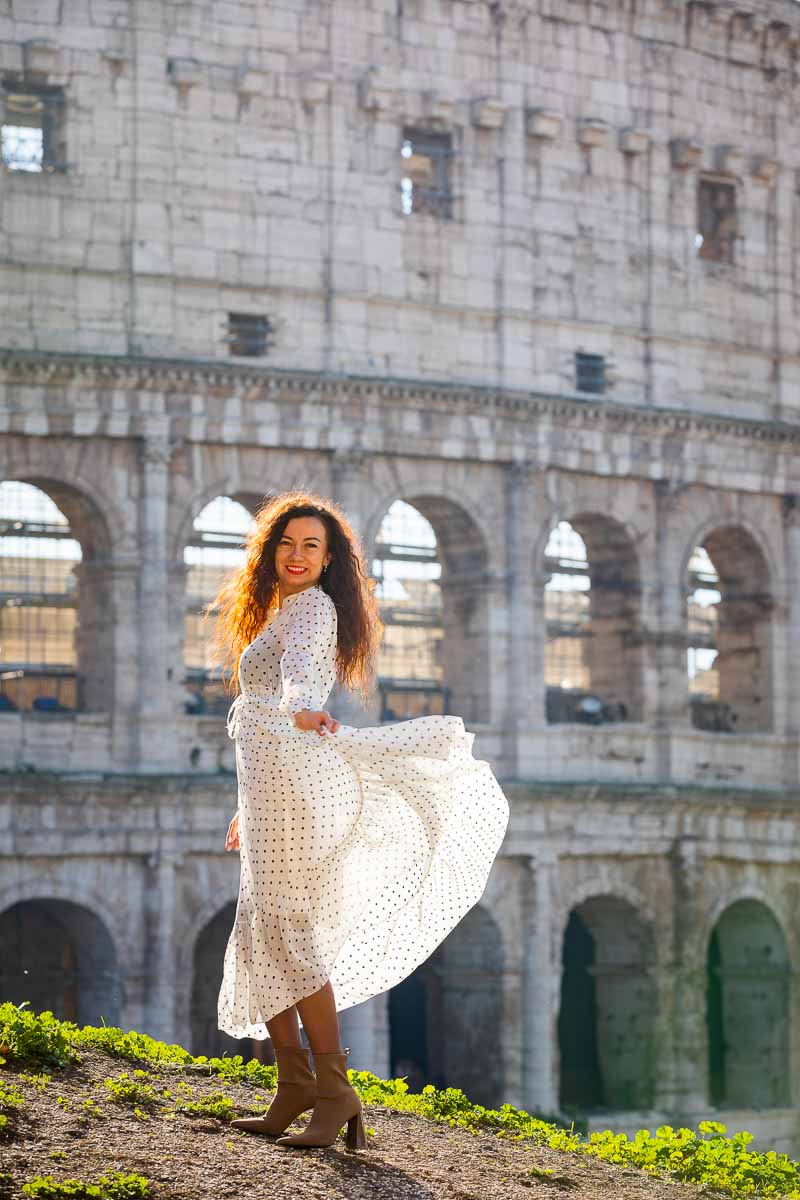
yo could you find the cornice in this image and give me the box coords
[503,777,800,814]
[1,346,800,451]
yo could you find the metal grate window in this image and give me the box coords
[184,495,254,715]
[0,481,81,712]
[544,521,591,696]
[372,500,445,720]
[1,84,66,173]
[575,353,606,395]
[400,128,454,219]
[696,178,737,263]
[225,313,274,357]
[686,544,720,700]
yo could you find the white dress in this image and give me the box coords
[217,582,510,1039]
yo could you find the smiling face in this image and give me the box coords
[274,515,331,601]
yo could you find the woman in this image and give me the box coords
[211,490,509,1151]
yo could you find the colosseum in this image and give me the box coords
[1,0,799,1155]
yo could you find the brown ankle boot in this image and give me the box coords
[276,1047,367,1150]
[231,1045,316,1137]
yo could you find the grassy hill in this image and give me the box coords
[1,1003,798,1200]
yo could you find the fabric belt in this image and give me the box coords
[226,691,284,740]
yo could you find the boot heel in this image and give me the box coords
[345,1109,367,1150]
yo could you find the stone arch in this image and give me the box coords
[680,511,782,594]
[540,512,643,722]
[389,903,505,1106]
[171,481,269,566]
[168,448,327,568]
[0,875,130,952]
[174,889,239,1038]
[189,901,266,1061]
[0,477,119,712]
[683,524,773,732]
[700,885,796,965]
[558,894,656,1111]
[366,491,492,723]
[531,473,654,583]
[364,481,497,568]
[0,436,133,557]
[706,898,790,1109]
[0,897,121,1025]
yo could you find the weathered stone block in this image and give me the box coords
[619,127,650,155]
[470,96,507,130]
[577,117,610,148]
[526,107,561,140]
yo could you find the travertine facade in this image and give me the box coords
[1,0,800,1154]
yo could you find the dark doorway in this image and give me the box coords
[389,904,504,1106]
[706,899,789,1108]
[558,895,656,1112]
[0,899,120,1025]
[191,903,272,1062]
[558,909,603,1108]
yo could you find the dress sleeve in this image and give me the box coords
[278,589,337,715]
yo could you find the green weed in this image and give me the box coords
[0,1003,76,1069]
[21,1172,150,1199]
[103,1072,160,1109]
[4,1005,800,1199]
[175,1092,236,1121]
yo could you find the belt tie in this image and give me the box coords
[226,691,284,740]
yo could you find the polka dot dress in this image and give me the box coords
[217,583,510,1039]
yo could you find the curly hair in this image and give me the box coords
[204,489,384,707]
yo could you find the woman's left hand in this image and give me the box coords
[292,709,340,735]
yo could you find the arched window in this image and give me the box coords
[372,500,444,721]
[544,516,640,724]
[706,900,789,1108]
[0,481,81,712]
[686,529,773,732]
[183,496,254,715]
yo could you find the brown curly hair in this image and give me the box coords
[204,489,384,706]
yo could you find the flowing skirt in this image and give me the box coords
[217,697,510,1038]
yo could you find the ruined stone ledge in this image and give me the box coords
[2,346,800,449]
[0,767,797,811]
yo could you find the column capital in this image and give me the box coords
[72,556,140,577]
[141,435,184,469]
[330,446,369,481]
[507,459,538,488]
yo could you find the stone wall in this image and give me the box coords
[0,0,798,412]
[1,0,800,1157]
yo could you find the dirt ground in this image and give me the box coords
[1,1048,727,1200]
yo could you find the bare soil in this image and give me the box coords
[1,1049,726,1200]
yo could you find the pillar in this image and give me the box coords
[143,844,182,1045]
[505,462,541,773]
[651,482,693,778]
[73,558,140,768]
[655,834,707,1113]
[781,497,800,786]
[137,435,176,770]
[522,850,559,1114]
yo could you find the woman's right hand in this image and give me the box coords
[292,708,340,735]
[225,812,240,852]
